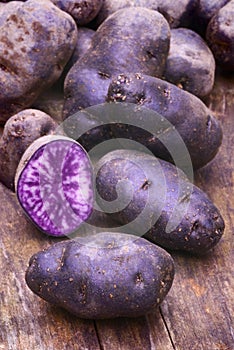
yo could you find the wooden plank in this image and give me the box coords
[0,187,101,350]
[95,312,174,350]
[160,72,234,350]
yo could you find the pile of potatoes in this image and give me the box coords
[0,0,232,319]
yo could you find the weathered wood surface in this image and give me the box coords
[0,72,233,350]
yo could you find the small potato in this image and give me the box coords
[25,232,175,319]
[206,1,234,71]
[95,150,225,254]
[0,109,57,191]
[63,7,170,118]
[164,28,215,98]
[0,0,77,123]
[51,0,103,26]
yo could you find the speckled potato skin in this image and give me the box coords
[206,1,234,71]
[0,109,57,191]
[95,150,225,254]
[92,0,195,28]
[25,232,175,319]
[51,0,103,25]
[106,73,222,170]
[63,7,170,118]
[0,0,77,123]
[164,28,215,98]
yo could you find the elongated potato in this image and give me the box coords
[71,73,222,169]
[25,232,175,319]
[95,150,225,254]
[107,73,222,169]
[63,7,170,118]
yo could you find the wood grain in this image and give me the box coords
[0,72,233,350]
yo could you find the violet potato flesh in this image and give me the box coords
[15,135,93,237]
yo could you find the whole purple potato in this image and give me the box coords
[75,73,222,170]
[51,0,103,26]
[164,28,215,98]
[15,135,93,237]
[0,0,77,123]
[25,232,175,319]
[0,109,57,191]
[92,0,195,29]
[95,150,225,254]
[63,7,170,118]
[206,0,234,71]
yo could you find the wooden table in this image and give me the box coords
[0,72,233,350]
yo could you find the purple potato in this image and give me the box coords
[0,0,77,123]
[25,232,175,319]
[95,150,225,254]
[15,135,93,237]
[191,0,231,35]
[51,0,103,26]
[164,28,215,98]
[63,7,170,118]
[0,109,57,191]
[206,0,234,71]
[107,73,222,169]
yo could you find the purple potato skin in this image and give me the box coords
[16,135,93,237]
[95,150,225,254]
[25,232,175,319]
[74,73,222,170]
[59,27,95,85]
[0,0,77,123]
[164,28,215,98]
[91,0,196,29]
[63,7,170,118]
[70,27,95,65]
[51,0,103,26]
[107,73,222,169]
[206,1,234,71]
[0,109,57,191]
